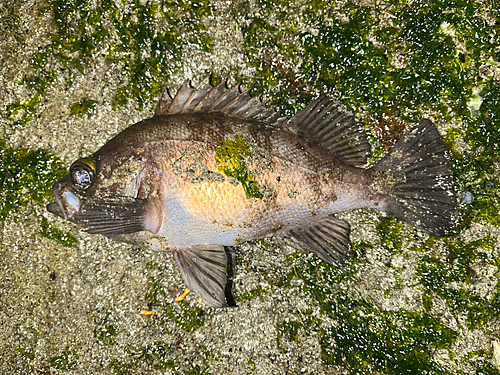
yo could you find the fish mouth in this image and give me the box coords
[47,201,65,218]
[46,177,82,220]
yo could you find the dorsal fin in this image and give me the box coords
[155,78,287,126]
[286,95,371,166]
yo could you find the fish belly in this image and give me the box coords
[156,149,340,247]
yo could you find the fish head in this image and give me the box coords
[47,144,162,236]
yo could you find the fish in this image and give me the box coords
[47,78,457,307]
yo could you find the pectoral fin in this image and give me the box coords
[286,215,351,266]
[173,245,229,308]
[55,197,162,237]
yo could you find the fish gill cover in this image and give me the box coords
[0,0,499,374]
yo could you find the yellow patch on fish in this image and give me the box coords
[178,180,248,220]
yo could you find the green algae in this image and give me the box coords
[103,263,213,373]
[0,140,67,221]
[2,0,213,127]
[39,217,78,247]
[236,4,500,369]
[16,346,36,361]
[95,312,119,347]
[145,262,205,332]
[1,0,499,374]
[109,341,214,374]
[48,0,210,110]
[0,2,24,45]
[247,357,256,374]
[49,343,79,371]
[417,236,499,330]
[215,135,264,199]
[239,0,498,119]
[238,0,500,231]
[70,97,97,117]
[322,296,457,374]
[107,0,212,109]
[455,82,500,228]
[276,252,459,374]
[274,233,499,373]
[377,216,405,254]
[110,341,177,373]
[468,358,499,375]
[235,285,270,302]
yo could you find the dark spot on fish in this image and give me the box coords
[49,272,57,281]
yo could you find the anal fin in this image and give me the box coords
[173,245,229,308]
[286,216,351,265]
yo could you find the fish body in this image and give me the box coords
[48,79,456,307]
[100,113,374,248]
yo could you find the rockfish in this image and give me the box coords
[47,79,457,307]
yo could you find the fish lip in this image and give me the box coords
[54,181,68,219]
[46,201,64,218]
[48,180,69,220]
[47,178,81,221]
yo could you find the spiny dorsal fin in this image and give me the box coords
[286,215,351,266]
[286,95,371,167]
[155,78,287,126]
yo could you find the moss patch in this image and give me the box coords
[145,262,206,332]
[2,0,213,127]
[215,135,264,199]
[70,97,97,117]
[0,140,67,221]
[39,217,78,247]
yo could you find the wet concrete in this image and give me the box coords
[1,0,499,374]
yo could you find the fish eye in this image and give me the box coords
[70,157,96,190]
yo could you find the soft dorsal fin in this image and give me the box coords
[155,78,287,126]
[286,95,371,166]
[286,215,351,266]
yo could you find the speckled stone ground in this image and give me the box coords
[1,0,499,374]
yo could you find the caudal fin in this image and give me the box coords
[374,119,457,236]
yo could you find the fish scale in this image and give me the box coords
[156,148,331,247]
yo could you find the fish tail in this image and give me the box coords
[373,119,457,236]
